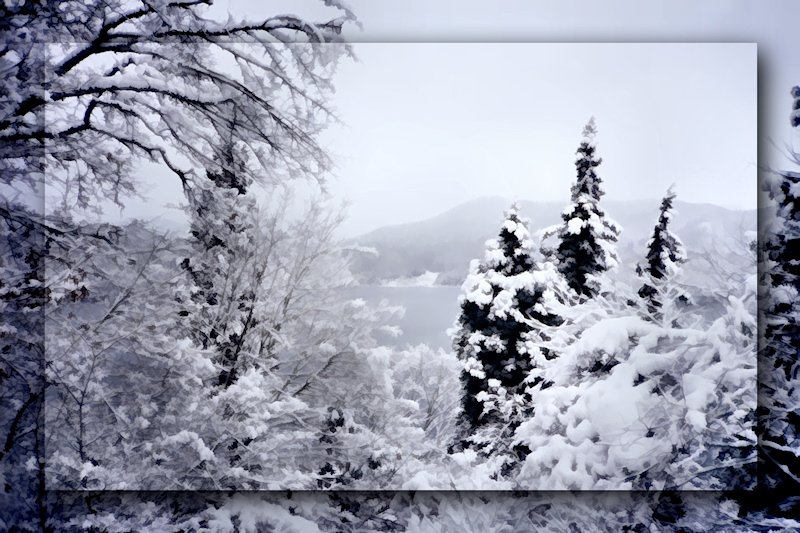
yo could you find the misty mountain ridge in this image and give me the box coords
[348,196,757,292]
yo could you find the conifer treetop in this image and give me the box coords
[636,184,688,325]
[582,116,598,142]
[489,202,537,276]
[572,117,604,204]
[556,117,620,297]
[641,183,686,281]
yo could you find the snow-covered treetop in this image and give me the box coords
[582,116,598,142]
[555,117,620,298]
[636,184,688,325]
[500,202,532,245]
[481,202,537,277]
[664,183,676,201]
[571,117,603,204]
[641,184,686,280]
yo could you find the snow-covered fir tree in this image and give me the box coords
[758,87,800,507]
[178,141,259,388]
[449,203,565,469]
[636,184,689,326]
[555,117,621,298]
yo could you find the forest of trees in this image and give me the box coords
[447,119,756,491]
[1,1,798,531]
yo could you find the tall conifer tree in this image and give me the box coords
[759,90,800,507]
[555,118,620,298]
[179,139,258,387]
[636,185,688,325]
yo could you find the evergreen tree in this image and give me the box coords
[758,89,800,511]
[450,203,564,460]
[636,185,689,325]
[179,140,259,388]
[555,117,621,298]
[762,168,800,486]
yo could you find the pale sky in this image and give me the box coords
[96,0,800,237]
[319,43,755,236]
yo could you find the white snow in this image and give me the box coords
[567,217,584,234]
[685,410,707,432]
[382,270,440,287]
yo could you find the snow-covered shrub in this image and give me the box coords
[389,343,461,449]
[759,152,800,496]
[513,294,756,490]
[42,216,218,490]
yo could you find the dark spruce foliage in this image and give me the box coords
[636,186,686,322]
[452,205,562,446]
[556,118,620,298]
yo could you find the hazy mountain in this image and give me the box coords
[348,196,757,288]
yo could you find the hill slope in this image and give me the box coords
[348,196,757,288]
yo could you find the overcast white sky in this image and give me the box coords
[319,42,755,236]
[106,0,800,237]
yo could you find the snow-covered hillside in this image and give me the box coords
[349,197,757,289]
